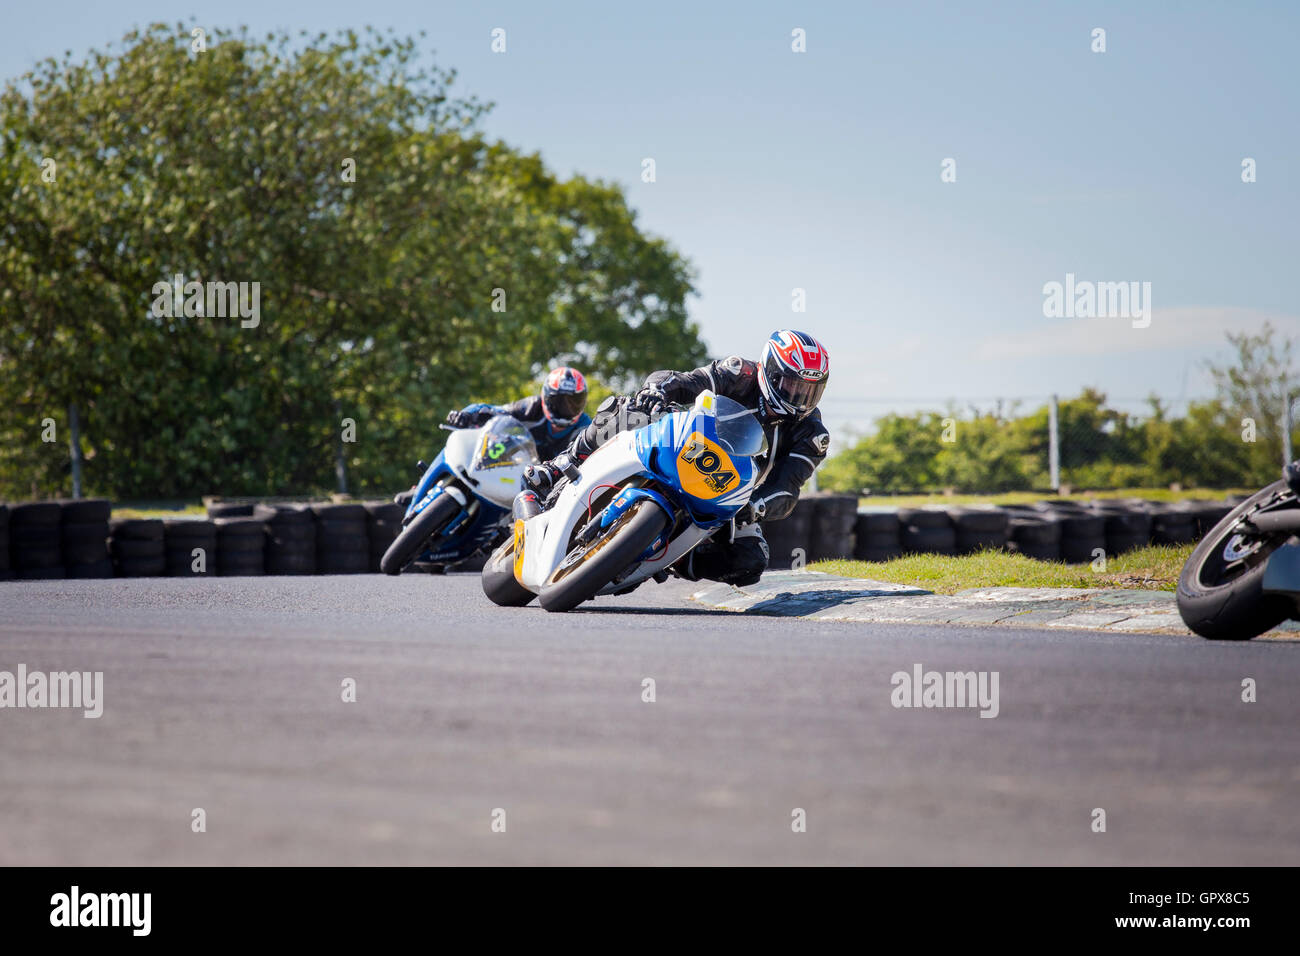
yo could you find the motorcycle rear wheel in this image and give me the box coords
[538,501,668,612]
[1176,480,1296,640]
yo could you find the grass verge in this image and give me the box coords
[812,544,1194,594]
[111,502,207,519]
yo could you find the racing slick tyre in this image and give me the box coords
[538,501,668,613]
[379,491,462,576]
[481,536,536,607]
[1176,480,1296,640]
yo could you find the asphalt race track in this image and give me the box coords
[1,573,1297,866]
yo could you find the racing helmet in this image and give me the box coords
[758,330,829,420]
[541,366,589,428]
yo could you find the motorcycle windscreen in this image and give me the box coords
[474,415,539,470]
[711,396,767,458]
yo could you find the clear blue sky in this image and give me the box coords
[4,1,1297,439]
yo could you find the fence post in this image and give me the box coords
[1285,391,1295,467]
[1048,394,1060,490]
[334,398,349,495]
[68,402,84,500]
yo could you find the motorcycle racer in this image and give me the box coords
[522,330,831,586]
[445,366,592,460]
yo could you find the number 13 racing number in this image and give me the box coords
[679,435,737,495]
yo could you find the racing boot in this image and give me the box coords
[522,452,582,505]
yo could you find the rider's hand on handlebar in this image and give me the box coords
[632,386,669,417]
[445,409,472,429]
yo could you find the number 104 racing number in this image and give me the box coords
[678,434,737,497]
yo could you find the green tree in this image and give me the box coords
[1205,321,1297,485]
[0,24,705,499]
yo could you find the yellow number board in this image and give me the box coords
[676,432,738,500]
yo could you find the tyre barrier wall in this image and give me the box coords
[0,499,424,580]
[763,494,1235,567]
[1,494,1243,579]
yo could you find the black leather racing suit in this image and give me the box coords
[564,356,831,585]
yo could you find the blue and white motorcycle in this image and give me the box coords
[481,391,767,611]
[381,415,539,575]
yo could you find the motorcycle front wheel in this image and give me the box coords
[538,500,668,612]
[379,491,462,576]
[1176,480,1296,640]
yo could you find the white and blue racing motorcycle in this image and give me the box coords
[381,415,538,575]
[481,391,767,611]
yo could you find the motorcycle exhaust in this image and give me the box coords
[513,490,543,522]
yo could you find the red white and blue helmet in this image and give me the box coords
[541,366,588,427]
[759,330,829,420]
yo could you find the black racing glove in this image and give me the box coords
[445,409,473,429]
[631,386,669,418]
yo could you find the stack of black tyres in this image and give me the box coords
[61,499,113,578]
[312,503,369,574]
[0,504,10,580]
[1088,501,1151,555]
[1148,502,1197,545]
[364,501,404,573]
[214,517,266,576]
[809,494,858,560]
[949,507,1009,554]
[10,502,64,579]
[164,519,217,576]
[764,496,814,569]
[1002,507,1061,560]
[1040,504,1106,563]
[254,505,317,575]
[854,510,902,561]
[898,507,956,555]
[1181,500,1232,539]
[110,519,165,577]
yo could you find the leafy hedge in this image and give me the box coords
[820,388,1286,493]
